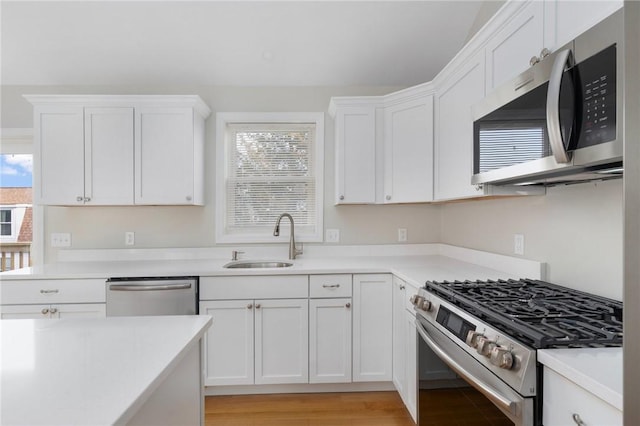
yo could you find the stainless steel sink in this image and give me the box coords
[223,260,294,269]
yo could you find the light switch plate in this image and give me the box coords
[125,232,135,246]
[398,228,408,242]
[325,228,340,243]
[51,233,71,247]
[514,234,525,255]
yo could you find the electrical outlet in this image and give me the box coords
[514,234,525,255]
[325,228,340,243]
[398,228,408,242]
[125,232,135,246]
[51,233,71,247]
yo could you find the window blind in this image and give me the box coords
[478,125,547,173]
[225,123,316,234]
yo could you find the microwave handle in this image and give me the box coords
[546,48,573,164]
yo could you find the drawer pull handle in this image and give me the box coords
[572,414,585,426]
[322,284,340,288]
[40,289,59,294]
[41,308,49,315]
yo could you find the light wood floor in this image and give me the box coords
[205,391,415,426]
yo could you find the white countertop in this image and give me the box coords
[0,244,545,287]
[0,315,212,425]
[538,347,623,410]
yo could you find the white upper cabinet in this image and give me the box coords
[485,1,545,93]
[434,51,486,201]
[331,102,378,204]
[383,93,434,204]
[544,0,623,52]
[25,95,211,206]
[85,108,135,205]
[135,107,204,205]
[330,86,434,205]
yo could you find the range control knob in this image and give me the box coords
[490,346,514,369]
[419,299,432,311]
[465,331,485,348]
[410,295,424,307]
[476,336,497,357]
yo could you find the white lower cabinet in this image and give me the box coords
[543,367,622,425]
[392,276,418,421]
[199,298,308,386]
[352,274,393,382]
[0,303,106,319]
[309,298,352,384]
[255,298,309,385]
[199,300,254,386]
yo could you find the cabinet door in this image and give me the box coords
[135,107,196,205]
[383,95,434,203]
[0,304,51,319]
[485,1,544,92]
[199,300,254,386]
[392,277,407,398]
[352,274,392,382]
[84,108,134,205]
[254,298,309,385]
[334,106,376,204]
[434,51,486,201]
[545,0,622,51]
[34,106,85,205]
[405,309,418,422]
[309,298,352,384]
[53,303,106,319]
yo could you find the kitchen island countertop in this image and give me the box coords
[1,315,212,425]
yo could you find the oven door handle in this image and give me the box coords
[416,320,519,416]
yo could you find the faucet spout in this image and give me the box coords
[273,213,303,260]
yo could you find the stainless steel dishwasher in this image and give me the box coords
[106,276,198,316]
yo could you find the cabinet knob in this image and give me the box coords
[572,414,585,426]
[385,195,391,201]
[339,195,344,201]
[84,197,91,202]
[399,285,405,290]
[50,308,58,314]
[539,48,551,59]
[345,303,351,308]
[474,184,483,192]
[76,196,84,202]
[255,304,261,309]
[186,195,192,201]
[41,308,49,315]
[247,303,253,309]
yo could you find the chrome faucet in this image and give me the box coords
[273,213,303,260]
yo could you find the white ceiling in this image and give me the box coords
[1,1,487,87]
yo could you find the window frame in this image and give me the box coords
[215,112,324,244]
[0,207,15,238]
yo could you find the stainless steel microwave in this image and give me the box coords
[472,9,623,186]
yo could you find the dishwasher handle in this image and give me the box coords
[108,283,192,292]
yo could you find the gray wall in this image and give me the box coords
[440,179,623,300]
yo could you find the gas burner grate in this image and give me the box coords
[424,278,623,349]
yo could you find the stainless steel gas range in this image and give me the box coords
[412,279,623,426]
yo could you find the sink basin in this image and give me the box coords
[223,260,294,269]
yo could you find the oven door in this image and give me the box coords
[416,317,534,426]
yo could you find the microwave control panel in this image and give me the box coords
[578,43,617,147]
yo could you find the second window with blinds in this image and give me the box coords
[215,113,324,243]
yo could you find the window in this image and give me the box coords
[1,209,12,236]
[216,113,324,243]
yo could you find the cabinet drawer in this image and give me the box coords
[0,279,106,304]
[309,274,352,298]
[200,275,308,300]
